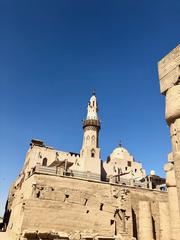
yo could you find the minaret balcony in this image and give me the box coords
[83,119,101,130]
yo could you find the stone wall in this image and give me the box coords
[5,173,168,240]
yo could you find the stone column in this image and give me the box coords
[138,201,153,240]
[164,160,180,240]
[166,86,180,211]
[159,202,170,240]
[158,44,180,236]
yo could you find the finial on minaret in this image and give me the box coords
[92,89,96,96]
[118,140,122,147]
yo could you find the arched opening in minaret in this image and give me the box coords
[91,135,95,145]
[86,135,90,145]
[42,158,47,166]
[91,149,95,158]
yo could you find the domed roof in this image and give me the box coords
[150,170,156,176]
[112,147,129,154]
[110,146,133,161]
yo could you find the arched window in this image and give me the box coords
[91,135,95,145]
[42,158,47,166]
[86,135,90,144]
[91,149,95,158]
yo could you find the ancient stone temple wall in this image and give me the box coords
[5,172,168,240]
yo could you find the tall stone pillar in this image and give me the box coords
[159,202,170,240]
[138,201,153,240]
[158,44,180,236]
[164,157,180,240]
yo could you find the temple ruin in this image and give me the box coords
[1,44,180,240]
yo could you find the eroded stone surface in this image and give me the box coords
[158,44,180,94]
[158,44,180,239]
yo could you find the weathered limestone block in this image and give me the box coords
[159,202,170,240]
[66,191,89,205]
[165,85,180,125]
[158,44,180,94]
[102,204,116,214]
[138,201,153,240]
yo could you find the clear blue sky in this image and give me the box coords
[0,0,179,216]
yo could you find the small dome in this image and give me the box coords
[112,147,129,154]
[110,147,132,160]
[150,170,155,176]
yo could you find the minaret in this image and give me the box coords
[80,93,101,177]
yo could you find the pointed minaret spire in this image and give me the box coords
[86,94,99,120]
[118,140,122,147]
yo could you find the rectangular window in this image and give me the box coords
[127,161,131,167]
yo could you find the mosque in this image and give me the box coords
[1,44,180,240]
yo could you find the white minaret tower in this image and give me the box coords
[80,92,101,178]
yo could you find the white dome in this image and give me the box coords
[150,170,155,176]
[110,147,132,160]
[112,147,129,154]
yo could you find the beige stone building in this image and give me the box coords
[103,147,146,182]
[1,44,180,240]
